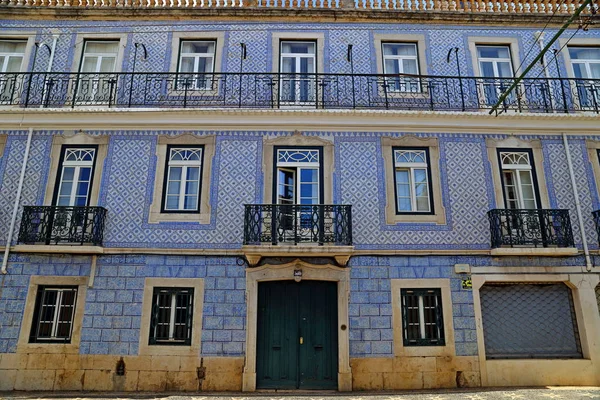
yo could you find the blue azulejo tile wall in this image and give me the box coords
[0,254,246,357]
[1,20,599,79]
[0,130,598,250]
[348,255,478,358]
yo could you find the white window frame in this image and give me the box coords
[569,46,600,79]
[56,148,96,207]
[476,44,514,78]
[79,40,119,74]
[163,147,203,212]
[0,39,27,73]
[393,148,431,213]
[177,40,216,91]
[499,151,537,210]
[279,41,317,105]
[276,148,320,205]
[382,42,421,93]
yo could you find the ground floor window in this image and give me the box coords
[149,287,194,346]
[480,282,582,359]
[401,288,445,346]
[29,286,78,343]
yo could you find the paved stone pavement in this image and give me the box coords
[1,388,599,400]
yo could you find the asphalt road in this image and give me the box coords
[1,388,600,400]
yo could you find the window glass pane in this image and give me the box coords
[99,57,116,73]
[282,42,315,54]
[6,56,23,73]
[179,57,195,73]
[181,41,215,54]
[414,169,428,184]
[590,63,600,79]
[0,40,26,53]
[85,41,118,54]
[498,62,513,77]
[299,57,314,74]
[59,181,73,196]
[184,195,198,210]
[480,62,496,77]
[572,63,586,79]
[383,43,417,56]
[478,46,510,59]
[185,180,199,196]
[80,57,98,73]
[402,59,418,75]
[166,195,179,210]
[384,59,399,75]
[187,166,200,181]
[167,179,181,196]
[416,195,430,212]
[569,47,600,60]
[61,167,75,182]
[79,167,91,181]
[169,166,182,182]
[281,57,295,74]
[76,181,89,197]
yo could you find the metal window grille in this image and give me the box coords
[480,283,582,359]
[401,288,445,346]
[149,287,194,346]
[29,286,78,343]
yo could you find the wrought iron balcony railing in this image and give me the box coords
[1,72,598,114]
[244,204,352,245]
[18,206,107,246]
[487,208,574,249]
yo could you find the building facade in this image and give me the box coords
[0,0,599,392]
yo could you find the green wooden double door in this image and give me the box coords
[256,280,338,390]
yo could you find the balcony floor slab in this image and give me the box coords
[490,247,579,257]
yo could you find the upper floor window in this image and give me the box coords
[498,150,539,210]
[393,148,432,214]
[280,41,316,104]
[149,287,194,346]
[401,288,445,346]
[477,45,514,78]
[382,42,420,92]
[0,40,26,73]
[477,45,514,106]
[79,40,119,74]
[162,146,204,212]
[275,147,322,206]
[55,147,97,207]
[177,40,215,90]
[569,46,600,79]
[29,286,78,343]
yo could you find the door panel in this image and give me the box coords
[256,280,338,390]
[298,281,338,389]
[256,282,299,389]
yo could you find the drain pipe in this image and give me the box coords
[535,31,556,110]
[1,128,33,275]
[562,133,593,272]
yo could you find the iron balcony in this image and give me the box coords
[0,72,598,113]
[487,208,574,249]
[244,204,352,246]
[18,206,108,246]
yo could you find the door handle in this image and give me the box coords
[299,337,303,345]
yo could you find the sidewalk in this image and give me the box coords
[0,387,599,400]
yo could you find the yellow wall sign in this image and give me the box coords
[461,277,472,290]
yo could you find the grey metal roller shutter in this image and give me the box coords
[480,283,582,359]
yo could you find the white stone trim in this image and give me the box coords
[391,278,455,357]
[138,277,204,357]
[242,259,351,392]
[472,273,600,387]
[17,276,88,354]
